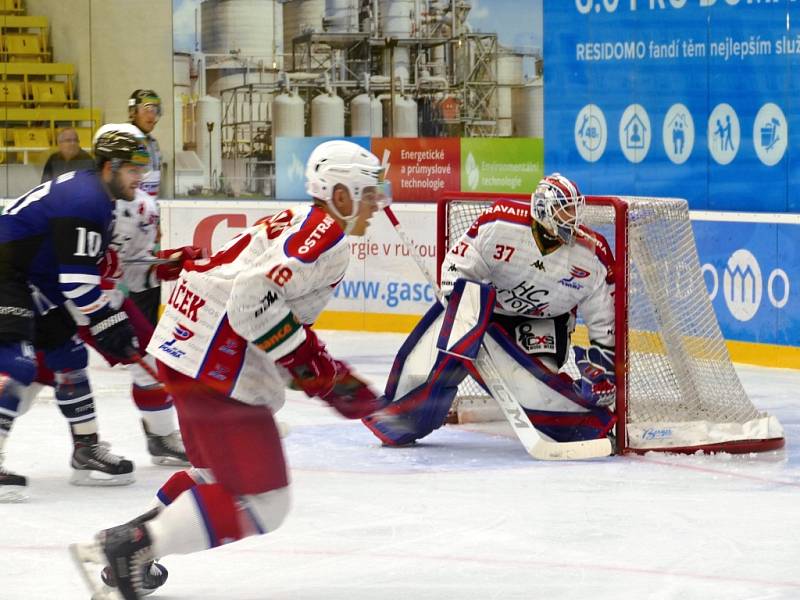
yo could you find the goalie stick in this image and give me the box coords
[382,206,612,461]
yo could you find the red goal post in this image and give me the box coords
[436,190,785,455]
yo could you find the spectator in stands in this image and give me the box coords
[41,127,94,183]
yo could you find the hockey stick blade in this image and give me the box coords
[69,542,120,600]
[476,351,612,460]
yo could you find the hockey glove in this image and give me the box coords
[275,327,381,419]
[322,360,383,419]
[154,246,204,281]
[573,345,616,407]
[275,326,338,399]
[88,306,139,363]
[98,248,122,280]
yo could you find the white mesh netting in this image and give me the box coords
[441,195,783,453]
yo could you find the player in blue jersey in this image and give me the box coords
[0,130,149,500]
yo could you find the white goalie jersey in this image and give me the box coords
[147,204,350,410]
[440,198,615,348]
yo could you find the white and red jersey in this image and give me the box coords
[110,189,160,293]
[137,130,161,197]
[146,204,349,410]
[440,198,615,348]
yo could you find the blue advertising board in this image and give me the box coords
[544,2,799,212]
[275,136,371,201]
[694,217,800,348]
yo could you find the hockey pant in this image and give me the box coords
[363,303,614,446]
[1,304,99,436]
[143,363,290,558]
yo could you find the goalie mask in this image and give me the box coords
[531,173,585,245]
[305,140,392,234]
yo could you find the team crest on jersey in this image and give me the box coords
[559,265,590,290]
[497,281,550,316]
[172,323,194,341]
[569,266,591,279]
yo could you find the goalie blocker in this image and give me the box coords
[363,279,615,446]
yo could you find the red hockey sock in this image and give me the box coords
[132,384,173,411]
[155,470,197,507]
[190,483,244,547]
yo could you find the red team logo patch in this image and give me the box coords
[173,324,194,341]
[569,266,591,279]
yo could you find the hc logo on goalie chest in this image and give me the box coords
[499,281,550,315]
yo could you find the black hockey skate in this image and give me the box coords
[102,559,168,597]
[71,521,155,600]
[101,508,169,596]
[0,463,27,502]
[70,434,135,486]
[142,421,189,466]
[100,521,155,600]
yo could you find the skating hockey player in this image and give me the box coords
[93,102,196,466]
[0,130,148,500]
[363,173,617,447]
[71,139,389,599]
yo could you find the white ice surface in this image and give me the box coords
[3,331,799,600]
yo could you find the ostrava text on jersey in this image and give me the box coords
[147,204,348,411]
[0,170,115,318]
[440,198,615,348]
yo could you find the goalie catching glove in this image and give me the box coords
[275,326,382,419]
[88,306,139,363]
[154,246,205,281]
[573,345,616,407]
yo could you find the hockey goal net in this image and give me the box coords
[437,192,784,454]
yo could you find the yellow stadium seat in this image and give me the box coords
[0,80,25,106]
[13,127,49,147]
[5,34,44,62]
[0,0,24,15]
[12,127,50,164]
[30,80,68,106]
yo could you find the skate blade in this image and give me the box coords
[150,455,190,467]
[70,470,136,487]
[69,543,121,600]
[0,488,28,503]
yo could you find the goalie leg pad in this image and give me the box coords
[436,279,495,360]
[364,302,470,446]
[482,324,615,442]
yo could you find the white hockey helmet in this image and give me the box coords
[531,173,585,244]
[92,123,149,170]
[305,140,391,231]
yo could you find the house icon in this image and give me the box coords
[623,113,646,149]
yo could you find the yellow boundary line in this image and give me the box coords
[314,310,800,370]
